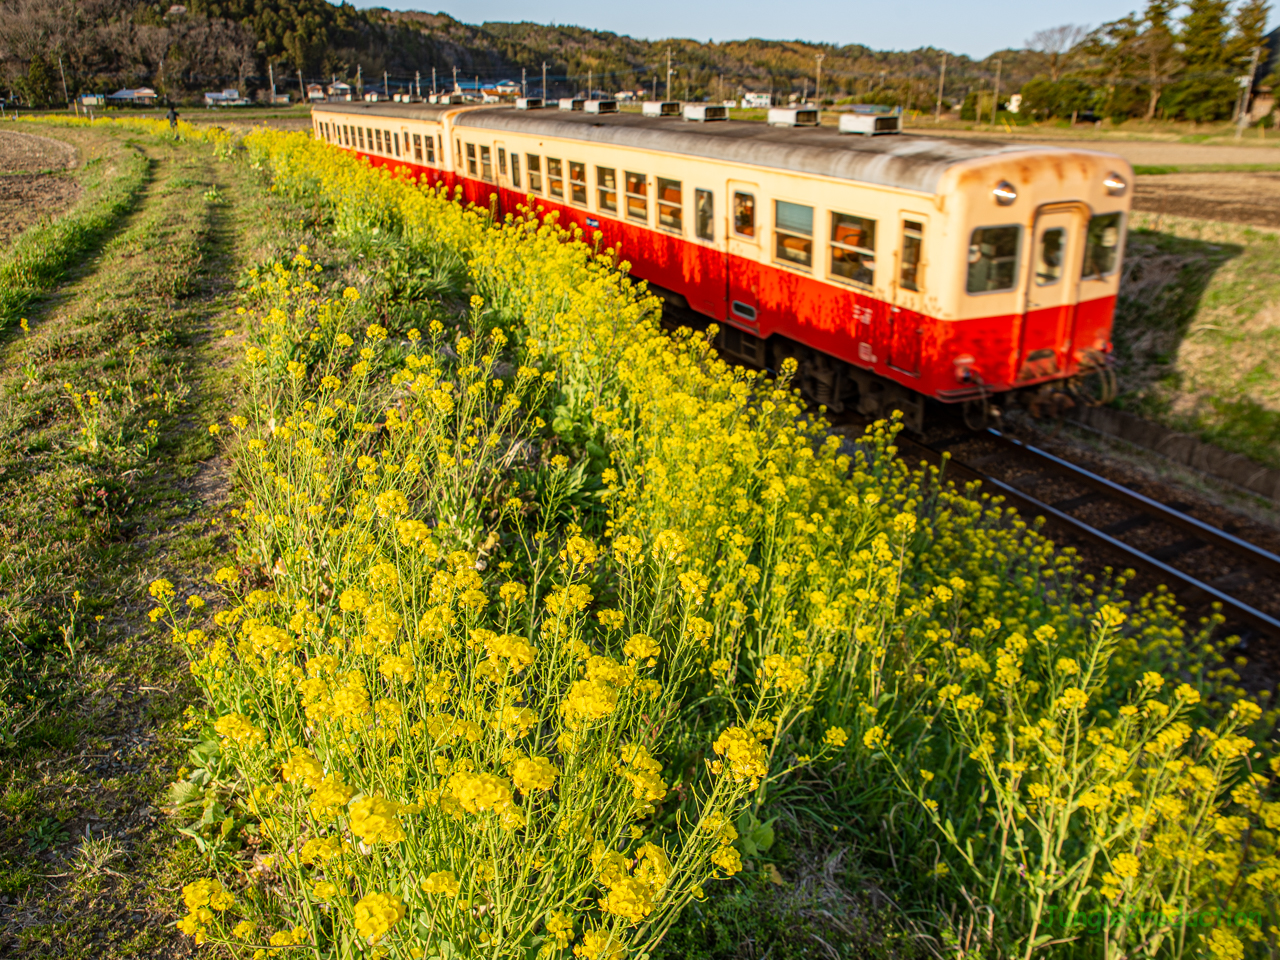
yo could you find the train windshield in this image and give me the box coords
[1082,213,1123,279]
[966,226,1020,293]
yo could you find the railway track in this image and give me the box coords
[895,426,1280,641]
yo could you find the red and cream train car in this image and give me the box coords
[311,101,1132,427]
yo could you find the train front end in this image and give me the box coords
[929,148,1133,416]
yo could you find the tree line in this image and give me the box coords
[0,0,1274,122]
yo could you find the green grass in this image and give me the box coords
[0,131,150,325]
[1113,223,1280,472]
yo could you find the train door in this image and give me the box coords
[725,179,761,332]
[1020,203,1086,382]
[888,214,929,376]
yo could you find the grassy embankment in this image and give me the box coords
[0,119,291,957]
[1114,216,1280,474]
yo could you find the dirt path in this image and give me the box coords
[0,128,262,958]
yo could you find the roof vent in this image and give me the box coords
[584,99,618,114]
[516,97,543,110]
[558,97,584,111]
[683,104,727,122]
[768,107,819,127]
[642,100,682,118]
[838,107,901,135]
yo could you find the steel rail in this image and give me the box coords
[900,437,1280,638]
[983,428,1280,581]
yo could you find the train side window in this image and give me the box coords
[466,143,478,177]
[358,127,365,150]
[412,134,422,162]
[657,178,682,232]
[374,129,383,153]
[527,155,542,193]
[456,139,462,166]
[511,152,521,188]
[695,189,714,241]
[569,162,587,205]
[498,147,507,176]
[1082,213,1122,279]
[733,192,755,238]
[597,167,617,213]
[774,200,813,269]
[625,172,648,222]
[481,145,493,181]
[548,159,564,199]
[830,213,875,285]
[395,132,401,157]
[900,220,924,291]
[425,135,435,164]
[1036,227,1065,285]
[966,226,1021,293]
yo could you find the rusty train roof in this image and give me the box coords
[312,101,1108,195]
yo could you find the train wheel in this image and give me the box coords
[1070,365,1117,407]
[962,395,992,431]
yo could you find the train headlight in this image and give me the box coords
[993,180,1017,206]
[1104,171,1127,196]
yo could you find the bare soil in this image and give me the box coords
[0,174,82,245]
[0,129,77,172]
[1133,171,1280,229]
[0,130,82,245]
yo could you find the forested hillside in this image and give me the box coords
[0,0,1274,124]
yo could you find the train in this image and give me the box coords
[310,99,1133,430]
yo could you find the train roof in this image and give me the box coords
[312,101,1109,195]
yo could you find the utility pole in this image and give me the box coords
[652,74,657,101]
[815,53,824,105]
[991,58,1002,125]
[1236,45,1261,139]
[415,70,420,99]
[269,63,276,102]
[384,70,388,99]
[452,65,458,94]
[356,64,362,100]
[935,52,947,122]
[57,54,70,110]
[299,68,305,103]
[666,48,673,101]
[432,67,436,96]
[588,68,592,99]
[522,67,526,98]
[542,62,547,99]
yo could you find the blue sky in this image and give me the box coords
[354,0,1271,59]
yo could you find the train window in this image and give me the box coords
[498,148,507,176]
[733,192,755,238]
[396,132,402,157]
[625,172,648,222]
[597,167,617,213]
[456,139,462,167]
[376,129,384,153]
[527,155,542,193]
[657,179,682,232]
[830,213,875,285]
[466,143,478,177]
[425,135,435,164]
[511,152,521,188]
[1036,227,1065,285]
[481,146,493,181]
[775,201,813,269]
[1082,213,1122,279]
[966,226,1021,293]
[900,220,924,291]
[358,127,365,150]
[695,189,714,241]
[548,159,564,199]
[412,134,422,162]
[569,162,587,205]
